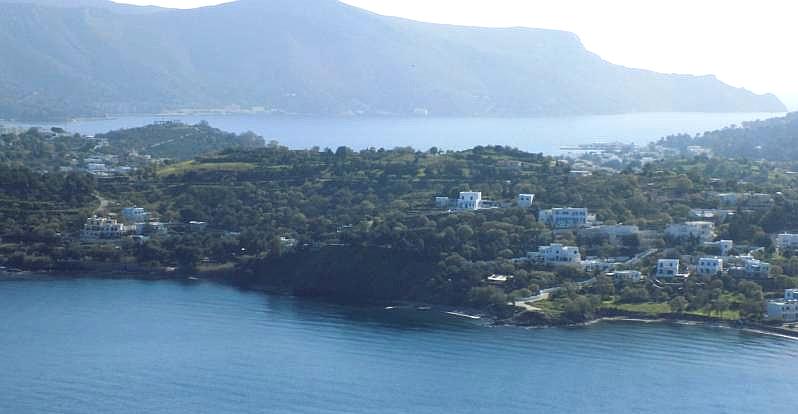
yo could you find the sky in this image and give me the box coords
[113,0,797,109]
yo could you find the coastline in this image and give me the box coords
[4,269,797,340]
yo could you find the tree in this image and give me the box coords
[563,295,596,323]
[592,276,615,298]
[620,286,650,303]
[467,286,508,308]
[669,296,688,314]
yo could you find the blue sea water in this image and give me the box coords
[1,279,797,414]
[9,112,784,154]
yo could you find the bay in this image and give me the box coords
[7,112,784,154]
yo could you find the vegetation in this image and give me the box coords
[660,112,798,162]
[97,121,264,161]
[4,121,798,325]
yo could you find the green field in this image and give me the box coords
[158,161,257,176]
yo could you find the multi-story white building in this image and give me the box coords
[744,258,771,278]
[80,216,136,241]
[776,233,798,251]
[457,192,482,210]
[527,244,582,267]
[697,257,723,277]
[517,194,535,208]
[767,290,798,322]
[665,221,716,242]
[435,197,451,209]
[122,207,150,224]
[538,208,589,229]
[656,259,686,279]
[726,255,772,278]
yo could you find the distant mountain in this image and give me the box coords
[659,112,798,161]
[0,0,786,120]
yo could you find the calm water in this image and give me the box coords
[9,112,784,154]
[1,279,797,414]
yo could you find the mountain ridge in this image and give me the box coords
[0,0,786,120]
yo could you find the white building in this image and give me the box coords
[744,258,771,278]
[121,207,149,224]
[656,259,687,279]
[457,192,482,210]
[766,290,798,322]
[487,274,510,285]
[80,216,136,241]
[527,243,582,267]
[583,259,618,273]
[665,221,716,242]
[606,270,645,283]
[538,208,589,229]
[697,257,723,277]
[689,209,734,222]
[776,233,798,251]
[517,194,535,208]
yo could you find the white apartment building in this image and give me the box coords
[122,207,150,224]
[744,258,771,278]
[697,257,723,277]
[656,259,686,279]
[767,290,798,322]
[665,221,716,242]
[80,216,136,241]
[517,194,535,208]
[527,243,582,267]
[538,208,589,229]
[457,192,482,210]
[776,233,798,251]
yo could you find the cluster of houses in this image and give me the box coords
[435,192,535,211]
[442,190,786,281]
[80,207,168,242]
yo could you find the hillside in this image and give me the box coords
[97,121,265,160]
[0,0,786,120]
[660,112,798,161]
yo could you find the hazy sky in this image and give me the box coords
[114,0,797,108]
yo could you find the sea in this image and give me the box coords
[4,112,784,154]
[1,278,797,414]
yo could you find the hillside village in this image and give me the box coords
[3,120,798,330]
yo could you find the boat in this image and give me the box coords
[415,306,432,311]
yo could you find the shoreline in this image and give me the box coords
[4,269,797,340]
